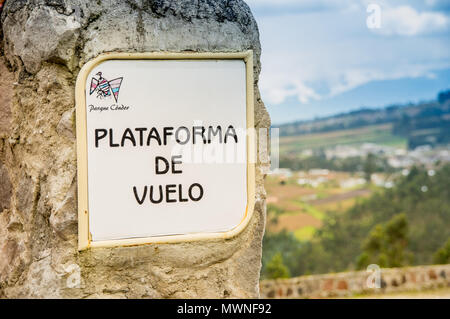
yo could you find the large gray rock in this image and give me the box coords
[0,0,270,298]
[1,0,262,74]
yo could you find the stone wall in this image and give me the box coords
[0,0,269,298]
[260,264,450,299]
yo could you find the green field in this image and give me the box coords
[265,173,372,243]
[279,124,407,153]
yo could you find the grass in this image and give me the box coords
[279,124,407,153]
[297,201,326,220]
[265,173,374,240]
[268,213,322,233]
[316,198,359,213]
[294,226,317,241]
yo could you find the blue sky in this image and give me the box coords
[245,0,450,124]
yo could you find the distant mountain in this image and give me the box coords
[276,90,450,150]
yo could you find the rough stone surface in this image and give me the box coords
[0,162,12,212]
[0,57,13,137]
[0,0,269,298]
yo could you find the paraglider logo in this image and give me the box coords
[89,71,123,103]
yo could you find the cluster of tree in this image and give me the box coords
[356,214,413,269]
[438,90,450,104]
[261,164,450,279]
[392,100,450,149]
[278,106,407,137]
[434,238,450,264]
[265,252,291,279]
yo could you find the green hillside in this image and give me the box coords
[276,89,450,151]
[261,164,450,279]
[279,124,407,154]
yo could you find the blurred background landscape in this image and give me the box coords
[246,1,450,297]
[263,90,450,278]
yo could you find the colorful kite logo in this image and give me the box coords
[89,72,123,103]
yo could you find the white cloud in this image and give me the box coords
[328,70,377,97]
[249,2,450,107]
[261,78,320,105]
[374,5,449,36]
[327,66,444,97]
[260,61,448,107]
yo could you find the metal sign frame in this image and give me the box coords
[76,51,255,250]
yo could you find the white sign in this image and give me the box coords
[76,52,255,249]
